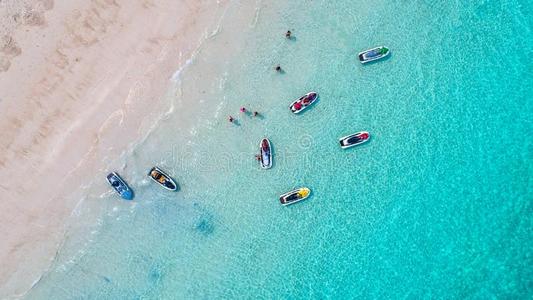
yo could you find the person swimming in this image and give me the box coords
[228,116,234,123]
[240,107,247,113]
[285,30,292,39]
[275,65,282,72]
[253,111,259,117]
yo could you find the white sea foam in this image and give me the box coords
[251,0,263,28]
[171,57,195,83]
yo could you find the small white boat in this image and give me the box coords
[289,92,318,114]
[358,46,390,64]
[148,167,178,191]
[279,187,311,206]
[339,131,370,149]
[259,138,272,169]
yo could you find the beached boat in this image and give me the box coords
[339,131,370,149]
[148,167,178,191]
[106,172,134,200]
[279,187,311,206]
[358,46,390,64]
[289,92,318,114]
[260,138,272,169]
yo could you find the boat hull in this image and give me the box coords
[260,138,272,169]
[148,167,178,191]
[279,187,311,206]
[289,92,318,114]
[106,172,134,200]
[339,131,370,149]
[358,46,390,64]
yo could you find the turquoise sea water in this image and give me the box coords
[27,0,532,298]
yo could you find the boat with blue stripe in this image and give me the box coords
[106,172,134,200]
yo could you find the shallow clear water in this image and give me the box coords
[27,0,532,298]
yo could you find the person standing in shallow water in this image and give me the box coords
[275,65,282,72]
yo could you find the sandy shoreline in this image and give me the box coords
[0,0,228,297]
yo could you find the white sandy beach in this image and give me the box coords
[0,0,228,297]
